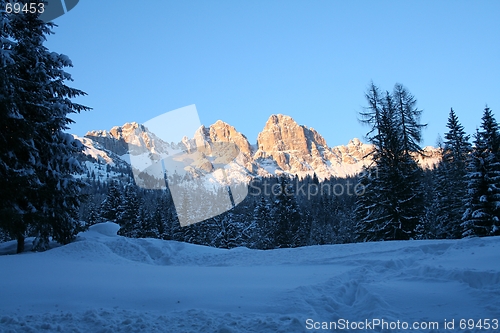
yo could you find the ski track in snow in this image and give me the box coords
[0,223,499,332]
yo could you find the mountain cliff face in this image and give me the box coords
[86,122,169,156]
[76,114,441,184]
[189,120,256,174]
[254,114,377,178]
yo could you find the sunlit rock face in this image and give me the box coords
[78,115,442,183]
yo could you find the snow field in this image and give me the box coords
[0,222,499,332]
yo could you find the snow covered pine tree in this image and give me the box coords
[434,109,471,238]
[0,1,90,252]
[272,176,306,248]
[462,107,500,237]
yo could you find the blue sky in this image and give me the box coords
[46,1,499,147]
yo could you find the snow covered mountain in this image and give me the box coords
[76,114,441,184]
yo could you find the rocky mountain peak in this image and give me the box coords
[77,115,443,183]
[348,138,363,147]
[257,114,309,152]
[85,122,168,156]
[254,114,334,175]
[108,122,147,139]
[209,120,253,156]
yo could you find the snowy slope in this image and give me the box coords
[1,223,499,332]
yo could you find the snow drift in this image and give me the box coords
[0,223,499,332]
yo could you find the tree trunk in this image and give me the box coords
[16,234,25,254]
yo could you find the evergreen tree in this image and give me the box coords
[136,208,157,238]
[355,83,426,241]
[272,176,304,247]
[359,82,384,146]
[176,191,194,227]
[330,190,357,244]
[239,213,258,248]
[434,109,471,238]
[300,173,324,245]
[0,1,25,248]
[252,195,275,249]
[462,107,500,236]
[393,83,426,156]
[117,185,142,237]
[419,169,440,240]
[163,189,183,241]
[86,203,100,226]
[183,219,202,245]
[153,198,171,240]
[210,209,244,249]
[392,84,427,239]
[355,166,392,241]
[0,2,90,252]
[100,181,123,223]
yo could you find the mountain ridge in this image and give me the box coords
[78,114,441,184]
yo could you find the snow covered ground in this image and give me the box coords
[1,223,499,332]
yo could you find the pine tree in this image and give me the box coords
[359,82,384,145]
[355,83,426,241]
[0,1,25,247]
[176,191,194,227]
[100,181,123,223]
[117,185,141,237]
[86,202,100,226]
[252,195,275,249]
[137,208,156,238]
[209,209,242,249]
[391,84,427,239]
[239,212,258,249]
[0,2,90,252]
[272,176,304,248]
[330,187,357,244]
[161,188,182,241]
[356,87,400,241]
[301,173,324,245]
[153,198,171,240]
[393,84,426,156]
[355,165,393,241]
[183,219,202,245]
[419,169,440,240]
[462,107,500,236]
[434,109,471,238]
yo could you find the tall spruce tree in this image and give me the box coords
[392,84,427,239]
[0,2,29,252]
[355,83,426,241]
[355,86,396,241]
[434,109,471,238]
[462,107,500,236]
[0,1,90,252]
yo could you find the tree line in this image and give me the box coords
[356,82,500,241]
[80,173,358,249]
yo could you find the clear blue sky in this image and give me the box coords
[46,1,500,148]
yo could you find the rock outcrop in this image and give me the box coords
[85,122,169,156]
